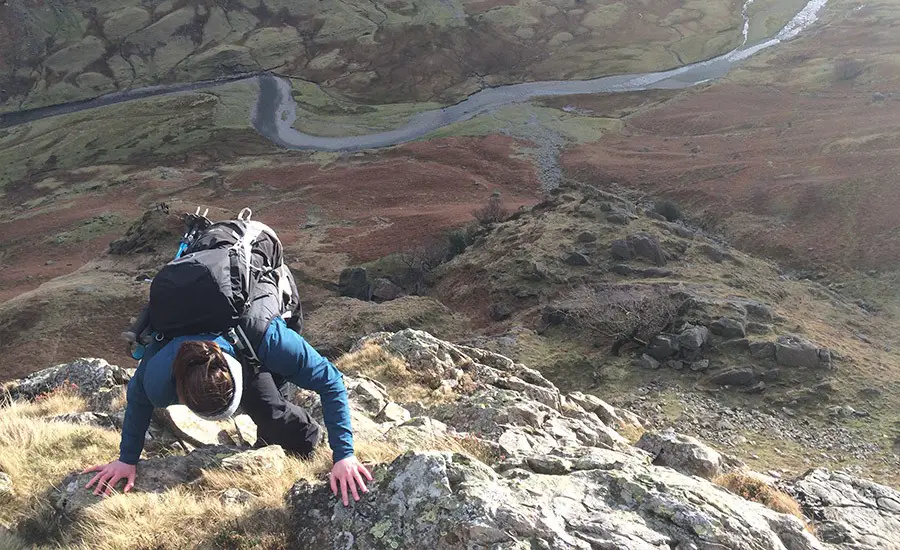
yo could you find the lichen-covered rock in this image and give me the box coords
[636,429,730,480]
[790,468,900,549]
[53,446,244,516]
[288,451,826,550]
[8,358,131,400]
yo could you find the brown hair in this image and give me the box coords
[172,341,234,416]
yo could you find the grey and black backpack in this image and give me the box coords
[144,209,302,362]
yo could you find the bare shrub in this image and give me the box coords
[472,194,508,226]
[834,58,865,81]
[560,285,682,351]
[653,200,681,222]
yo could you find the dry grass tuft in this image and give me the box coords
[714,472,811,531]
[336,343,452,404]
[0,389,119,527]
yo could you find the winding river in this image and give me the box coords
[3,0,829,152]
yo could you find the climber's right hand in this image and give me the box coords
[82,460,137,496]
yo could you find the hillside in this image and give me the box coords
[0,0,802,111]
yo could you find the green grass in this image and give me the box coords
[746,0,813,43]
[289,79,442,137]
[425,104,622,143]
[0,80,267,188]
[45,213,125,246]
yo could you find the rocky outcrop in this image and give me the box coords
[7,329,896,549]
[6,358,132,400]
[790,468,900,549]
[289,450,825,550]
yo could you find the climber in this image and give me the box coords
[82,211,371,506]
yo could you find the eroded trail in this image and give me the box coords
[1,0,830,152]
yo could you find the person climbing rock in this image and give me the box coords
[83,210,370,506]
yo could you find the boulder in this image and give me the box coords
[707,366,757,386]
[8,358,131,400]
[576,231,597,243]
[790,469,900,548]
[563,251,590,266]
[634,354,660,370]
[718,338,751,352]
[775,335,832,369]
[626,232,667,266]
[635,429,727,480]
[338,267,371,300]
[375,402,412,424]
[710,317,747,339]
[288,451,824,550]
[677,324,709,351]
[610,239,633,261]
[370,278,403,302]
[645,334,679,360]
[488,302,513,321]
[606,212,630,225]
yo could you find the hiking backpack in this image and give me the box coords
[145,208,302,359]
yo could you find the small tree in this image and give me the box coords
[472,194,508,226]
[560,285,682,354]
[398,237,450,294]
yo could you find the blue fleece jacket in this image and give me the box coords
[118,318,354,464]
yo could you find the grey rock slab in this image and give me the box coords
[288,451,826,550]
[791,468,900,549]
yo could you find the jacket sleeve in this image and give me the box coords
[258,318,355,462]
[118,361,154,465]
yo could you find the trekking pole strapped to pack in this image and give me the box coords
[125,206,303,363]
